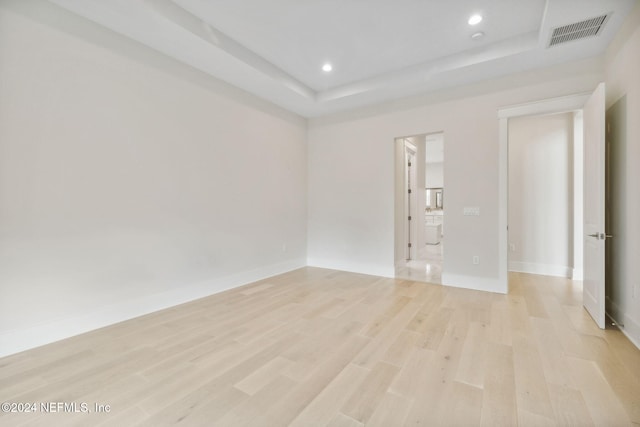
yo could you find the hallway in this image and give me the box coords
[395,241,443,284]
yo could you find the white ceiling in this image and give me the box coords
[48,0,636,117]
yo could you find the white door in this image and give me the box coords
[583,82,606,329]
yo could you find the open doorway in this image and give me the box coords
[499,88,609,329]
[394,132,444,284]
[498,92,591,294]
[507,112,583,280]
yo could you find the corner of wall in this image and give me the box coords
[607,297,640,350]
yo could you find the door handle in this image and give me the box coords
[588,233,613,240]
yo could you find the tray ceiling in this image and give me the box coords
[48,0,636,117]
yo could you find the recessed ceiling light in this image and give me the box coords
[322,63,333,72]
[471,31,485,40]
[468,14,483,26]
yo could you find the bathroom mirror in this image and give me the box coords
[426,188,443,210]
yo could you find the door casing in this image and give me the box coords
[497,92,591,293]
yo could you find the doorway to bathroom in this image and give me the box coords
[394,132,444,284]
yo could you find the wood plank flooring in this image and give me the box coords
[1,268,639,426]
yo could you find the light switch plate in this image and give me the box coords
[463,207,480,216]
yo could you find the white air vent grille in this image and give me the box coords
[548,14,610,47]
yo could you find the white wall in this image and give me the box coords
[604,2,640,348]
[425,162,444,189]
[308,60,604,293]
[0,0,308,356]
[508,113,574,278]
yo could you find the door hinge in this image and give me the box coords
[408,216,412,221]
[408,189,412,194]
[408,161,412,167]
[408,243,412,248]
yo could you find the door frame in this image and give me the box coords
[404,141,417,260]
[497,92,590,292]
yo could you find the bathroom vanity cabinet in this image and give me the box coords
[425,210,443,244]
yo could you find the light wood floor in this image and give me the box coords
[1,268,639,426]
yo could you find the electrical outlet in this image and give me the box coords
[473,256,480,265]
[509,243,516,252]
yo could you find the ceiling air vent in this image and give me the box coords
[548,14,610,47]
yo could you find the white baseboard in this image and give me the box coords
[441,273,507,294]
[0,258,306,358]
[508,261,572,278]
[606,297,640,350]
[307,257,395,278]
[618,315,640,350]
